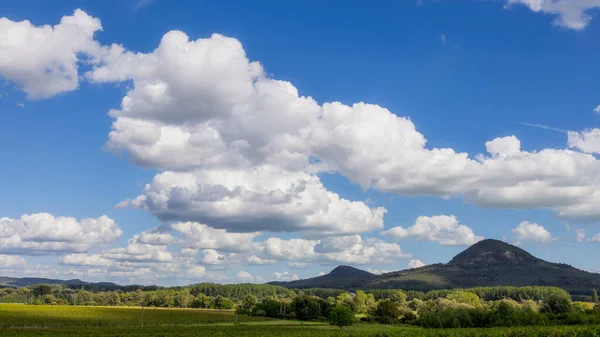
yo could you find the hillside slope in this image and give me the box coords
[272,239,600,295]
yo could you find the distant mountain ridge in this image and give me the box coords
[0,276,120,288]
[270,239,600,295]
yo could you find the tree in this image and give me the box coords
[592,289,598,304]
[376,299,401,324]
[354,290,368,314]
[390,291,407,306]
[540,294,572,314]
[292,296,325,320]
[328,305,355,329]
[447,291,482,308]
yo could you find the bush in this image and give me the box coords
[375,299,401,324]
[540,294,573,314]
[328,305,355,329]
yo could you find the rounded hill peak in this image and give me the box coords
[448,239,539,267]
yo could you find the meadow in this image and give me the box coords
[1,304,600,337]
[0,303,272,328]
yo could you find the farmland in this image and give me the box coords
[0,304,272,328]
[1,304,600,337]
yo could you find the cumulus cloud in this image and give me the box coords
[246,255,277,265]
[568,129,600,154]
[5,11,600,228]
[237,270,253,282]
[594,105,600,113]
[120,167,385,235]
[101,234,172,262]
[172,222,260,251]
[512,221,556,244]
[0,213,122,255]
[59,253,112,266]
[382,215,483,246]
[200,249,238,266]
[408,259,425,269]
[0,9,103,98]
[573,229,600,242]
[256,235,411,265]
[0,255,26,268]
[367,268,390,275]
[24,265,60,278]
[88,30,600,226]
[272,271,299,281]
[506,0,600,30]
[288,262,310,269]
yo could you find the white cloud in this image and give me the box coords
[200,249,238,265]
[512,221,556,244]
[171,222,260,252]
[317,271,326,276]
[382,215,483,246]
[64,268,106,278]
[573,228,600,242]
[59,253,112,266]
[6,11,600,228]
[272,271,299,281]
[256,235,410,265]
[24,264,60,278]
[506,0,600,30]
[408,259,425,269]
[594,105,600,113]
[101,234,172,262]
[16,103,24,108]
[575,229,587,242]
[84,29,600,226]
[0,9,103,98]
[367,268,391,275]
[181,248,198,256]
[440,34,447,45]
[121,167,385,235]
[136,230,175,245]
[0,255,26,268]
[568,129,600,154]
[0,213,122,255]
[288,262,310,269]
[246,255,277,265]
[237,270,253,282]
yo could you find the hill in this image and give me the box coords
[271,239,600,295]
[0,276,120,289]
[270,265,375,289]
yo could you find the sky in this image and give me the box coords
[1,0,600,286]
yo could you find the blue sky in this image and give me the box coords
[1,0,600,285]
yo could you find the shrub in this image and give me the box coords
[540,294,572,314]
[375,299,401,324]
[328,305,355,329]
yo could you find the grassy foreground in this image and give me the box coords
[2,325,600,337]
[0,304,272,327]
[1,304,600,336]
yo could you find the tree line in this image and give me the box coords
[0,283,599,329]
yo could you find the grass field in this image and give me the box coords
[0,304,273,328]
[1,304,600,336]
[2,325,600,337]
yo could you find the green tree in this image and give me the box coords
[354,290,368,314]
[328,305,355,329]
[592,289,598,303]
[390,291,407,306]
[540,294,572,314]
[447,291,482,308]
[375,299,401,324]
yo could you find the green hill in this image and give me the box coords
[271,239,600,295]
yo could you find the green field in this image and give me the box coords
[0,304,272,328]
[1,304,600,336]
